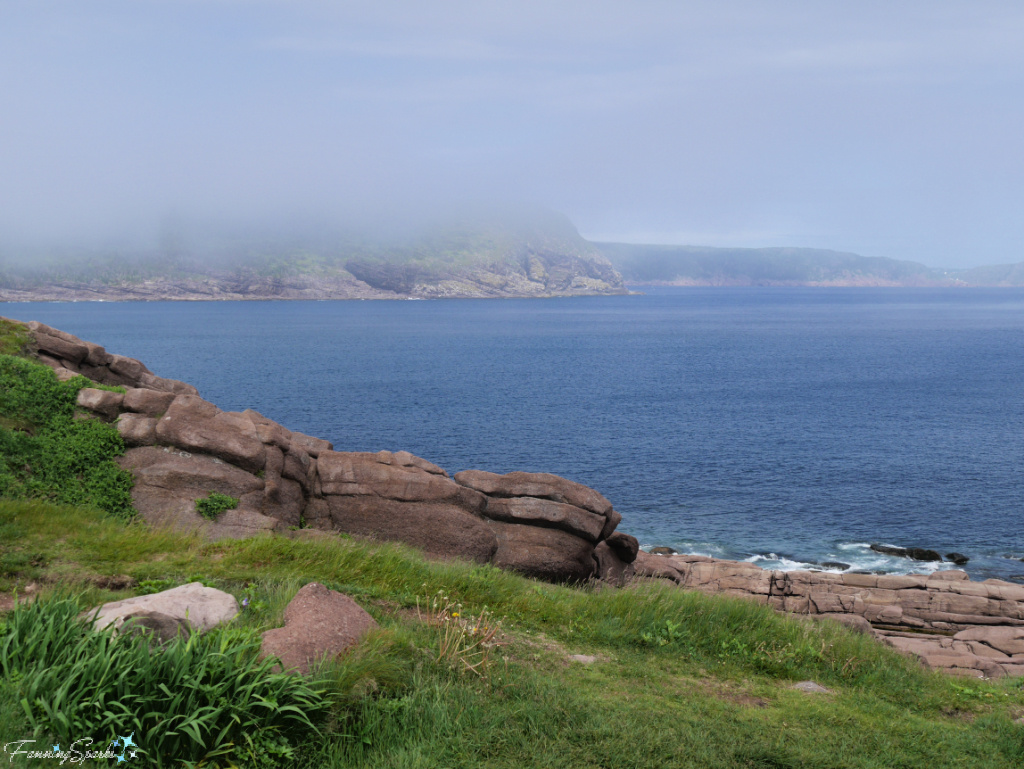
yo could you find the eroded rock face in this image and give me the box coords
[260,583,378,674]
[155,396,267,474]
[488,520,596,583]
[325,496,498,563]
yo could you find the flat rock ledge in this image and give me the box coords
[12,317,635,584]
[632,551,1024,678]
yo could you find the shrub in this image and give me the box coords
[195,492,239,520]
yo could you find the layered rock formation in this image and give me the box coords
[632,552,1024,677]
[14,319,633,583]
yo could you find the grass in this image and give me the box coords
[1,498,1022,768]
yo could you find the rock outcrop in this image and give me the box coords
[632,551,1024,677]
[16,318,632,583]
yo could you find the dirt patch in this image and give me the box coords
[692,677,770,709]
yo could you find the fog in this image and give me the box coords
[1,1,1022,268]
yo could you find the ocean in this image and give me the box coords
[5,287,1023,581]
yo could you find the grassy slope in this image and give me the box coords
[1,499,1022,769]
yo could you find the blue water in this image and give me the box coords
[5,288,1024,581]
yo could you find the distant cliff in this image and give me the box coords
[597,244,958,287]
[0,211,627,301]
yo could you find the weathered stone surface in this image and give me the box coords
[629,550,684,584]
[260,583,378,674]
[483,496,605,542]
[319,451,484,510]
[123,387,176,416]
[953,626,1024,657]
[325,495,497,563]
[117,446,266,531]
[290,431,333,457]
[76,387,124,419]
[302,498,332,530]
[155,395,267,473]
[488,520,596,582]
[649,546,677,555]
[28,325,89,363]
[116,413,158,446]
[606,531,640,563]
[121,611,192,644]
[89,582,238,634]
[593,541,634,586]
[454,469,614,516]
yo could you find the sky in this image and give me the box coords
[1,1,1022,268]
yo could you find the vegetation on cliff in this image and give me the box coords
[0,323,135,520]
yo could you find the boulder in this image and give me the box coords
[260,583,378,674]
[155,395,267,473]
[945,553,970,566]
[648,546,677,555]
[483,496,605,542]
[123,387,176,416]
[76,388,124,419]
[487,520,596,583]
[632,550,684,583]
[593,541,634,586]
[454,469,614,516]
[325,496,497,563]
[870,544,943,562]
[606,532,640,563]
[289,431,333,457]
[116,413,158,446]
[89,582,238,634]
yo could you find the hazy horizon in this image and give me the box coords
[2,1,1022,268]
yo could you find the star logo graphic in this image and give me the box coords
[52,745,60,753]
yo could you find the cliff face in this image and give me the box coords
[0,212,627,301]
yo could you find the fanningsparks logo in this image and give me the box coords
[3,733,138,763]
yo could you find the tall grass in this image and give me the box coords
[0,595,329,767]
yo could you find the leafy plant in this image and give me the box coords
[0,594,329,768]
[195,491,239,520]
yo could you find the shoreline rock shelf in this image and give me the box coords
[632,551,1024,678]
[7,315,1023,679]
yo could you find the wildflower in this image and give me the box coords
[452,612,460,618]
[241,597,250,608]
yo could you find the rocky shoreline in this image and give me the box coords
[6,315,1024,679]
